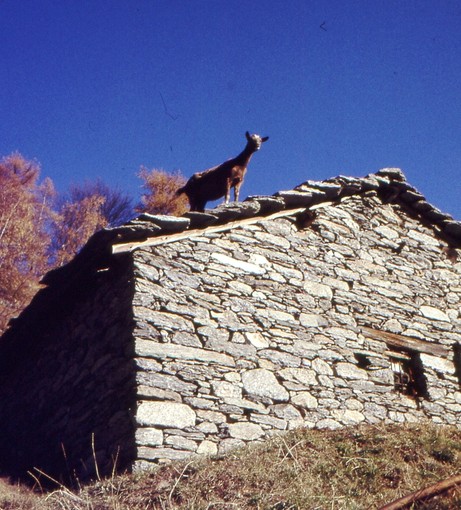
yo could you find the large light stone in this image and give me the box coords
[279,368,317,386]
[312,358,333,376]
[137,446,192,461]
[292,392,318,409]
[228,422,264,440]
[137,402,196,428]
[303,281,333,299]
[135,427,164,446]
[242,369,289,401]
[211,252,266,275]
[299,313,329,328]
[375,225,399,240]
[164,435,198,451]
[335,362,368,380]
[420,354,454,374]
[271,404,302,420]
[316,418,342,430]
[420,306,450,322]
[212,381,242,400]
[134,308,194,332]
[331,409,366,425]
[197,440,218,455]
[245,331,269,349]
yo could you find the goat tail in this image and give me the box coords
[176,186,186,196]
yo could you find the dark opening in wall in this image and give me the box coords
[454,342,461,387]
[388,350,428,399]
[295,209,317,230]
[354,352,372,369]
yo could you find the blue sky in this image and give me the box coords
[1,0,460,219]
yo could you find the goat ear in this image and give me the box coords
[245,131,251,140]
[261,136,269,142]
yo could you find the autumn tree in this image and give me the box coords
[50,187,107,267]
[63,179,134,227]
[0,153,55,333]
[137,167,188,216]
[49,180,135,267]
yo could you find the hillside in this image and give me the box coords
[1,423,460,509]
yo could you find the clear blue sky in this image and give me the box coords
[1,0,460,219]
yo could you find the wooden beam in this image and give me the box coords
[112,207,307,254]
[378,473,461,510]
[361,326,449,357]
[112,196,351,254]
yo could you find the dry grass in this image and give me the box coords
[1,423,461,509]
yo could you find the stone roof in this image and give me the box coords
[41,167,460,289]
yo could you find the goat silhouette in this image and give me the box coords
[177,131,269,212]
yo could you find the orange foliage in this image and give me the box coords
[137,167,189,216]
[0,153,55,332]
[51,192,108,267]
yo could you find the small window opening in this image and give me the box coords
[388,350,428,400]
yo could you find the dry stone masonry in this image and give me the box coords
[0,168,460,481]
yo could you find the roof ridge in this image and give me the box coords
[40,168,461,289]
[111,167,461,251]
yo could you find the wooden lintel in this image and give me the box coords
[361,326,449,358]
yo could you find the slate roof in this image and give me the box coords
[41,167,461,289]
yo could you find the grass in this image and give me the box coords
[1,422,461,509]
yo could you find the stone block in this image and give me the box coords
[136,402,196,428]
[420,354,454,374]
[196,439,218,455]
[218,438,246,454]
[242,369,289,401]
[228,422,265,440]
[164,435,198,451]
[270,404,302,420]
[135,339,235,367]
[312,358,334,376]
[245,331,269,349]
[137,446,193,461]
[279,368,317,386]
[303,281,333,300]
[211,252,267,275]
[292,392,318,409]
[420,306,450,322]
[212,381,242,400]
[135,428,164,446]
[334,362,368,380]
[299,313,329,328]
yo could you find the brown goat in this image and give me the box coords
[176,131,269,212]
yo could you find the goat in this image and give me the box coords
[176,131,269,212]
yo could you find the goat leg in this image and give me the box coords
[224,180,232,204]
[234,182,241,202]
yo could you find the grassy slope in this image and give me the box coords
[1,423,461,509]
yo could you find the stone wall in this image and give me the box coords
[132,191,461,468]
[0,170,460,482]
[0,256,136,483]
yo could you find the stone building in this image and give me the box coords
[0,168,460,483]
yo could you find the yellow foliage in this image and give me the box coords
[137,167,189,216]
